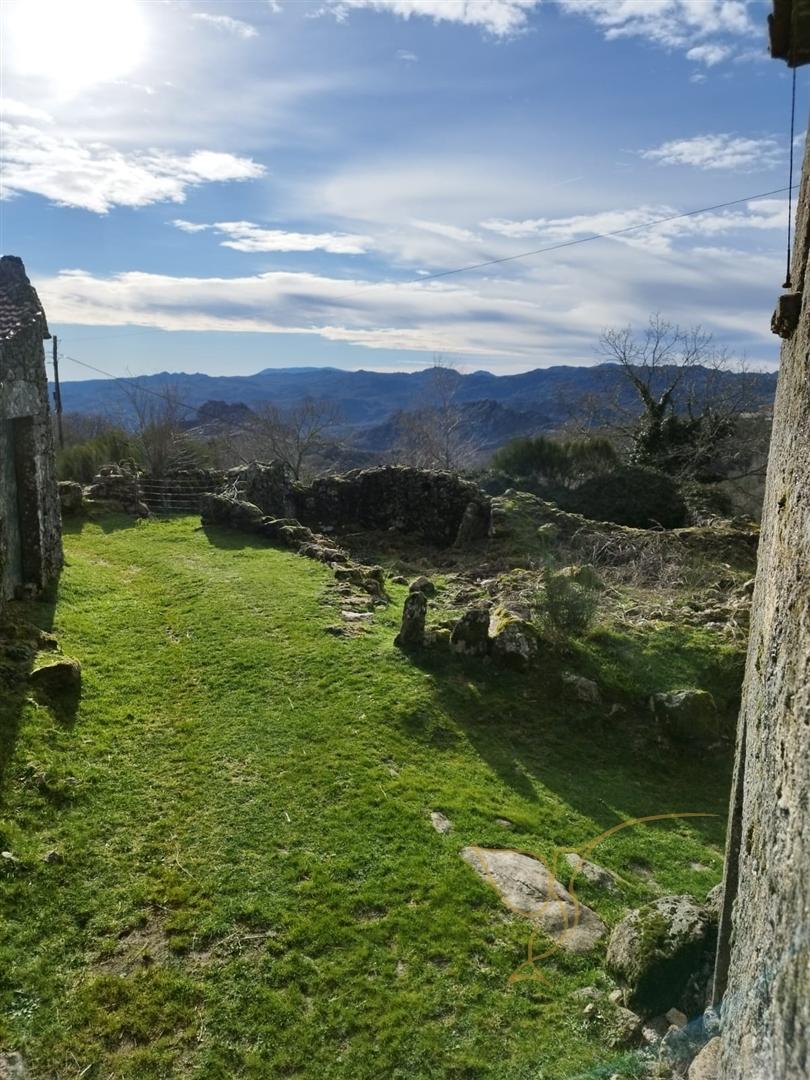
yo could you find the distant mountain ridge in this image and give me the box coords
[57,363,778,437]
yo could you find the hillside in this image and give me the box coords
[0,511,748,1078]
[57,364,778,434]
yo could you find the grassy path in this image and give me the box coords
[1,517,730,1079]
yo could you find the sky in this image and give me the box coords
[1,0,806,380]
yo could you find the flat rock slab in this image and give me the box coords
[461,846,606,954]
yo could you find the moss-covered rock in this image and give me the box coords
[449,608,490,657]
[606,895,714,1017]
[650,689,719,744]
[488,606,539,669]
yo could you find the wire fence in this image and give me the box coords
[134,478,216,516]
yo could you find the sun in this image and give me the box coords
[4,0,149,97]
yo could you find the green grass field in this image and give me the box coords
[0,516,733,1079]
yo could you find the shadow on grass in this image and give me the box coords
[201,524,270,551]
[400,646,731,846]
[62,512,142,537]
[0,591,58,794]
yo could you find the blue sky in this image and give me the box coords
[1,0,804,379]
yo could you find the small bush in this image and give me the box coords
[559,465,688,529]
[532,568,598,641]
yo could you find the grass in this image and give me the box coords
[0,516,735,1079]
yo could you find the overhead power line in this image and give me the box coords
[60,184,797,348]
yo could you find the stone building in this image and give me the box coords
[0,255,62,601]
[710,5,810,1077]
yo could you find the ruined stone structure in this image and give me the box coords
[712,8,810,1075]
[226,462,491,547]
[0,256,62,601]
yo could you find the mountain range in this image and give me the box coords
[57,364,778,436]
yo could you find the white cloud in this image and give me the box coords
[38,224,784,366]
[170,218,371,253]
[641,133,782,171]
[328,1,540,36]
[0,97,54,124]
[411,219,481,243]
[0,122,265,213]
[171,219,211,233]
[686,43,731,66]
[396,49,419,61]
[556,0,754,61]
[481,197,788,254]
[191,13,259,39]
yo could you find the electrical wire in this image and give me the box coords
[60,183,797,348]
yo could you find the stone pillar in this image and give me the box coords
[713,134,810,1076]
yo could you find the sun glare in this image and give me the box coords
[5,0,149,97]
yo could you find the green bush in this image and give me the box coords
[559,465,688,529]
[532,568,598,641]
[57,430,139,484]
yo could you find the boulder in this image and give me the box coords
[449,608,490,658]
[409,576,436,597]
[488,607,539,670]
[30,657,81,701]
[200,493,266,531]
[564,852,617,891]
[650,689,719,743]
[687,1038,721,1080]
[561,672,601,704]
[57,481,83,516]
[606,895,714,1017]
[394,591,427,650]
[461,846,606,954]
[606,1005,643,1049]
[430,812,452,834]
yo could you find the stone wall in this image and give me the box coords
[0,323,62,601]
[713,136,810,1076]
[290,466,491,547]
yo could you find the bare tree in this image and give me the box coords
[122,382,196,476]
[247,397,342,480]
[394,358,479,472]
[598,315,763,481]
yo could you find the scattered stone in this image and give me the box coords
[495,818,513,829]
[687,1037,721,1080]
[430,812,452,834]
[449,608,490,658]
[666,1007,688,1028]
[461,846,606,954]
[394,591,427,650]
[650,689,719,744]
[561,672,601,704]
[57,480,83,516]
[564,852,617,891]
[641,1014,671,1046]
[42,850,63,864]
[606,895,715,1016]
[689,862,709,872]
[572,985,601,1000]
[341,611,372,622]
[390,575,408,586]
[606,1006,643,1049]
[409,576,436,597]
[608,988,624,1005]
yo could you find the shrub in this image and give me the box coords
[57,430,139,484]
[559,465,688,529]
[532,568,598,642]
